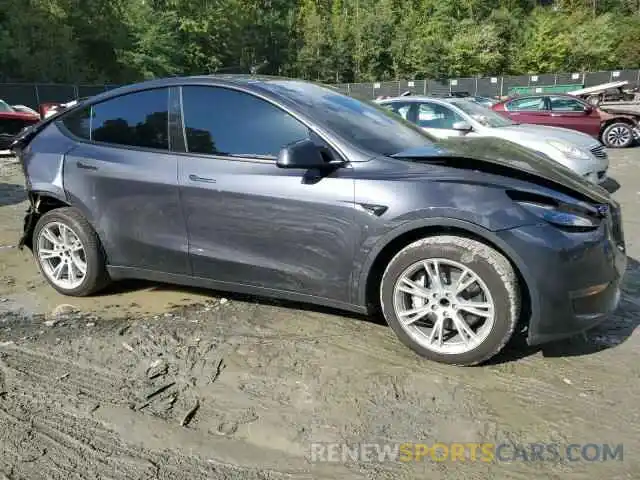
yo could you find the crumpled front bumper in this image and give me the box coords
[496,204,626,345]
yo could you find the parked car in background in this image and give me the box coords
[41,99,81,119]
[11,104,41,118]
[377,96,609,184]
[568,80,640,107]
[492,93,640,148]
[11,76,626,366]
[0,99,40,153]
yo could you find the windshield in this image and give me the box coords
[0,100,14,113]
[449,100,516,128]
[259,80,436,156]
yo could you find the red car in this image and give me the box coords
[0,99,40,151]
[492,93,640,148]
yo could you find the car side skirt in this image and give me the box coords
[107,266,369,315]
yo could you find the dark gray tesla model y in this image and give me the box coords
[11,76,626,365]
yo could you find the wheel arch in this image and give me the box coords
[357,219,537,332]
[600,116,636,134]
[20,191,71,250]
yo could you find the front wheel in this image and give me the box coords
[380,236,520,366]
[602,122,634,148]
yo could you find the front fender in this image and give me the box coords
[352,217,539,331]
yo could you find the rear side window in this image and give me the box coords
[91,88,169,150]
[181,86,310,158]
[506,97,546,111]
[61,107,91,140]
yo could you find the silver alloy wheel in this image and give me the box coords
[392,258,495,355]
[606,126,631,147]
[37,221,87,290]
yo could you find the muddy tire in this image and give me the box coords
[33,207,110,296]
[380,235,520,366]
[602,122,634,148]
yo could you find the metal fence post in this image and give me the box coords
[499,77,504,97]
[423,81,427,95]
[474,76,478,95]
[34,84,40,107]
[636,70,640,87]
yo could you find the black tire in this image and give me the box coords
[380,235,520,366]
[601,122,634,148]
[32,207,110,296]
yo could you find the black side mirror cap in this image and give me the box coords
[276,139,342,169]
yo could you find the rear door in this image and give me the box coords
[176,85,357,302]
[61,87,190,274]
[503,96,550,125]
[547,95,601,137]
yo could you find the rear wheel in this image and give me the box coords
[33,207,110,296]
[602,122,634,148]
[380,235,520,366]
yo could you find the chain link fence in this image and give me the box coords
[338,69,640,100]
[1,69,639,107]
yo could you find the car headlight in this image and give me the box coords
[517,201,600,229]
[547,140,590,160]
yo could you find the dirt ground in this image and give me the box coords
[0,150,639,479]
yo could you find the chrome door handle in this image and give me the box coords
[189,174,216,184]
[76,161,98,170]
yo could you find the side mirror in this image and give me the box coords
[584,105,594,114]
[276,139,339,169]
[452,121,472,132]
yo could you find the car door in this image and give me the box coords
[547,95,601,137]
[177,85,358,302]
[61,87,191,275]
[502,96,550,125]
[413,102,467,139]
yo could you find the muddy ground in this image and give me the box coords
[0,150,639,479]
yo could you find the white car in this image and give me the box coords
[377,96,609,184]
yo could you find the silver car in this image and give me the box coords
[377,96,609,184]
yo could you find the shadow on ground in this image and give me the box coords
[0,182,26,207]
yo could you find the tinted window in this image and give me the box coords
[181,86,310,157]
[549,96,586,112]
[257,81,436,156]
[416,103,463,129]
[449,100,516,128]
[91,88,169,150]
[507,97,545,111]
[61,107,91,139]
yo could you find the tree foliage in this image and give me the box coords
[0,0,638,84]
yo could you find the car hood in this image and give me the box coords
[391,136,610,203]
[492,124,599,149]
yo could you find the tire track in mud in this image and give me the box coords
[0,393,297,480]
[0,344,135,406]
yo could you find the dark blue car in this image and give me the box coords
[11,76,627,365]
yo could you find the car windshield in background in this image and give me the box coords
[259,80,436,156]
[450,100,517,128]
[0,100,14,113]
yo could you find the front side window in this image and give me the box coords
[549,96,586,112]
[91,88,169,150]
[416,103,463,129]
[506,97,545,111]
[181,86,310,158]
